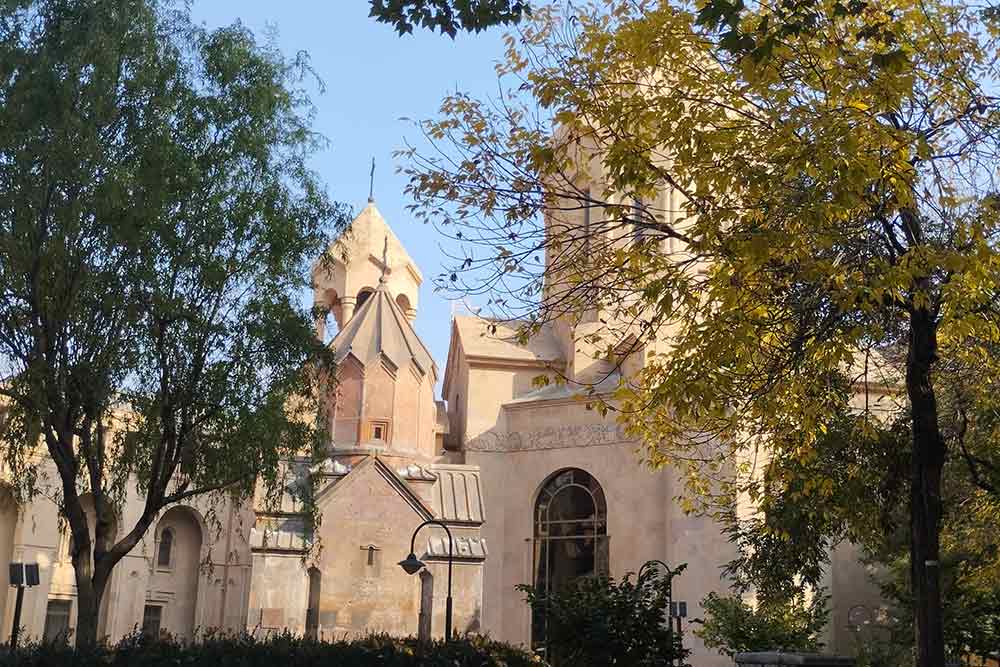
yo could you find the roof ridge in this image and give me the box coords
[329,282,436,376]
[381,282,437,372]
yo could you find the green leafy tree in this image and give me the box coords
[716,410,910,601]
[400,2,1000,666]
[720,380,1000,661]
[369,0,529,36]
[870,465,1000,662]
[0,0,344,646]
[694,590,830,658]
[517,564,689,666]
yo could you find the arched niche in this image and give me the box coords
[314,288,342,339]
[147,506,204,640]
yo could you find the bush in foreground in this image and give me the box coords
[518,563,690,666]
[694,590,830,657]
[0,631,544,667]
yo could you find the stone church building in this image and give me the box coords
[0,195,883,665]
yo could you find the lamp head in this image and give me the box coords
[399,553,424,575]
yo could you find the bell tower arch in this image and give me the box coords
[312,197,422,340]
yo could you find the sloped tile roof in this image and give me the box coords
[330,280,436,376]
[452,316,562,363]
[423,535,487,561]
[504,371,622,406]
[430,464,485,524]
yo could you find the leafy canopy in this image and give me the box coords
[401,0,1000,522]
[401,4,1000,662]
[0,0,344,642]
[369,0,530,36]
[695,590,830,658]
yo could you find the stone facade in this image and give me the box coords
[0,482,254,643]
[0,196,885,666]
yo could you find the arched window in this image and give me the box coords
[157,528,174,568]
[531,468,608,648]
[395,293,411,313]
[356,288,374,310]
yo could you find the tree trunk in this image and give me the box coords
[73,568,105,648]
[907,304,946,667]
[62,483,117,648]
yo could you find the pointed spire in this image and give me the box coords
[368,157,376,203]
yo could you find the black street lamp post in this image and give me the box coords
[399,519,454,641]
[8,562,40,649]
[638,560,686,667]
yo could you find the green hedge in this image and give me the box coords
[0,631,545,666]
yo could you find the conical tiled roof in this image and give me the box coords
[329,278,435,376]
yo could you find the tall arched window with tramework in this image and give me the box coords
[531,468,609,649]
[157,528,174,568]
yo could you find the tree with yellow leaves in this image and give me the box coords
[400,2,1000,665]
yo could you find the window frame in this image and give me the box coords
[156,527,174,570]
[367,419,390,443]
[632,196,648,241]
[142,603,164,638]
[43,598,73,643]
[530,468,609,650]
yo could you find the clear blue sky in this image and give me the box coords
[190,1,509,378]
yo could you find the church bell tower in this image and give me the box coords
[311,195,439,460]
[312,195,422,341]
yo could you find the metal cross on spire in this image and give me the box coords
[380,235,388,282]
[368,157,376,203]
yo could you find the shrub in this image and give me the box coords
[693,590,830,657]
[517,562,690,666]
[0,630,544,667]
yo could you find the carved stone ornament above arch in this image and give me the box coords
[465,422,628,452]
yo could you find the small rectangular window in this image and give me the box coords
[361,544,383,575]
[142,604,163,638]
[369,420,389,442]
[43,599,72,643]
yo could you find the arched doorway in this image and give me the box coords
[531,468,609,649]
[147,507,203,640]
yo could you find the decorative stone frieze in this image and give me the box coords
[466,422,629,452]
